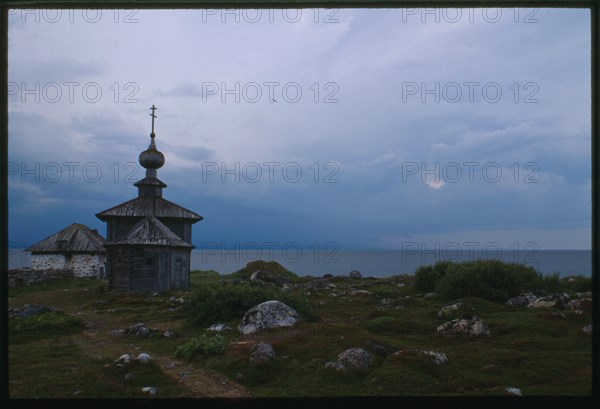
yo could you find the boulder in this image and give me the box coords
[125,323,157,338]
[238,300,299,335]
[349,270,362,279]
[326,348,374,371]
[250,343,276,365]
[436,317,490,337]
[506,293,537,307]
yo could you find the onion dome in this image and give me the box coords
[139,132,165,170]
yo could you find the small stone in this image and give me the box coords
[436,317,490,337]
[151,292,159,297]
[124,372,135,382]
[142,386,157,396]
[424,292,438,299]
[583,323,593,333]
[115,354,131,364]
[163,330,177,338]
[250,343,276,365]
[207,324,232,332]
[169,296,177,302]
[506,387,522,397]
[136,353,152,363]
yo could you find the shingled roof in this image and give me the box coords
[106,215,192,248]
[95,197,202,222]
[25,223,107,253]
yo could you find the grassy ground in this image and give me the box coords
[7,272,592,398]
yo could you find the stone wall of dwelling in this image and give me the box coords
[8,268,74,287]
[30,253,106,278]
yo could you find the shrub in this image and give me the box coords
[9,312,85,342]
[563,275,592,293]
[186,283,315,327]
[537,273,563,293]
[414,261,455,293]
[435,260,540,301]
[225,260,298,282]
[175,334,226,361]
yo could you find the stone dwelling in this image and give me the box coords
[25,223,107,278]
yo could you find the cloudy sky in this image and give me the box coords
[8,7,591,253]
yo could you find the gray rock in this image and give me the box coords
[238,300,299,335]
[250,343,276,364]
[163,330,177,338]
[528,294,569,309]
[125,323,157,338]
[109,329,127,337]
[583,323,593,333]
[334,348,374,371]
[124,372,135,383]
[207,324,232,332]
[436,316,490,337]
[506,293,537,307]
[424,292,438,299]
[349,270,362,279]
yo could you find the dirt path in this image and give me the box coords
[71,313,251,398]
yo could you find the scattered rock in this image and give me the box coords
[306,278,329,290]
[349,270,362,279]
[393,348,448,365]
[250,271,262,281]
[506,293,537,308]
[141,386,157,396]
[124,372,135,383]
[151,291,159,297]
[207,324,232,332]
[136,353,152,363]
[436,317,490,337]
[437,302,474,318]
[424,292,438,299]
[527,294,568,309]
[163,330,177,338]
[395,305,405,310]
[379,298,393,306]
[583,323,593,334]
[568,298,592,311]
[506,387,523,397]
[238,300,299,335]
[124,323,157,338]
[109,329,127,337]
[350,289,371,296]
[250,343,276,365]
[327,348,374,371]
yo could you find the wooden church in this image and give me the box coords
[96,106,202,292]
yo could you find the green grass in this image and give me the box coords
[7,270,593,398]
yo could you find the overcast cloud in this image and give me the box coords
[8,8,591,251]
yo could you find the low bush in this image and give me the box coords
[175,334,226,361]
[186,283,315,327]
[414,261,454,293]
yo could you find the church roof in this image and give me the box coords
[96,196,202,222]
[25,223,107,253]
[106,215,192,248]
